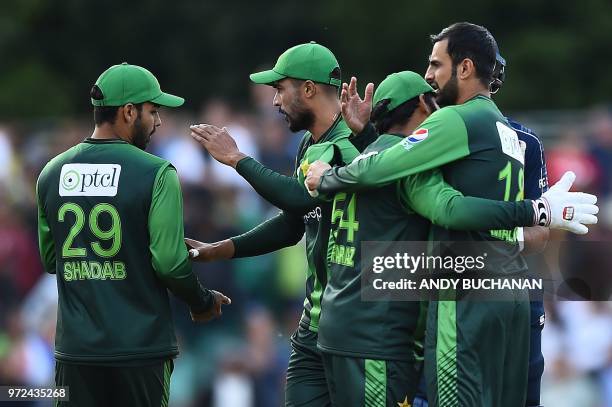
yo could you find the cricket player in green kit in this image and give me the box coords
[187,43,363,406]
[36,63,230,407]
[317,70,576,407]
[306,24,598,407]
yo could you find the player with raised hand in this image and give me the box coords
[305,23,597,407]
[317,70,570,406]
[186,42,363,406]
[36,63,229,407]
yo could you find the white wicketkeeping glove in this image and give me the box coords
[532,171,598,235]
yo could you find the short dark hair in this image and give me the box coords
[430,22,498,87]
[371,92,436,134]
[91,83,143,125]
[93,106,120,125]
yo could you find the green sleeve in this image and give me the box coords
[149,166,212,313]
[318,108,470,193]
[399,169,535,230]
[36,179,56,274]
[231,210,305,258]
[236,157,318,213]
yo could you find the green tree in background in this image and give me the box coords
[0,0,610,119]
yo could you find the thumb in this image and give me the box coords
[184,238,200,249]
[553,171,576,192]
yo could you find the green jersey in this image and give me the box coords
[230,117,360,334]
[318,133,535,361]
[318,96,530,275]
[37,138,211,364]
[294,118,359,332]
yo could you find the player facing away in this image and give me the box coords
[305,23,598,407]
[36,63,230,407]
[186,42,364,406]
[317,70,565,407]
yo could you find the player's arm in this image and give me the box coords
[520,127,551,253]
[236,157,320,213]
[233,137,357,211]
[399,169,535,230]
[313,108,470,193]
[187,210,305,261]
[36,178,56,274]
[189,124,319,213]
[149,165,226,317]
[232,210,305,257]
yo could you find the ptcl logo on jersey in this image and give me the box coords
[59,163,122,196]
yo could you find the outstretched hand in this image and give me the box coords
[536,171,598,235]
[190,124,246,168]
[340,76,374,134]
[185,238,218,262]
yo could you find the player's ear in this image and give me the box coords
[458,58,474,80]
[122,103,137,124]
[419,94,430,115]
[419,94,437,115]
[303,80,316,99]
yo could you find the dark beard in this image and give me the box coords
[280,99,315,133]
[132,115,152,150]
[436,70,460,107]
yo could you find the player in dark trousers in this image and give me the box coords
[493,53,550,407]
[306,23,597,407]
[411,53,552,407]
[186,42,362,407]
[510,117,549,407]
[36,63,230,407]
[319,71,558,407]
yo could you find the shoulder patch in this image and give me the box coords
[401,128,429,151]
[407,128,429,143]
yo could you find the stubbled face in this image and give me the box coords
[425,39,459,107]
[272,78,314,132]
[131,102,161,150]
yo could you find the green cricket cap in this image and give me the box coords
[91,62,184,107]
[249,41,341,87]
[373,71,434,111]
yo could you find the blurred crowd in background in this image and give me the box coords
[0,82,611,406]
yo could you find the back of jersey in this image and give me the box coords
[37,138,178,363]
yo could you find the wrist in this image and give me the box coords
[532,197,551,227]
[228,152,248,168]
[213,239,235,259]
[190,288,213,314]
[350,122,366,134]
